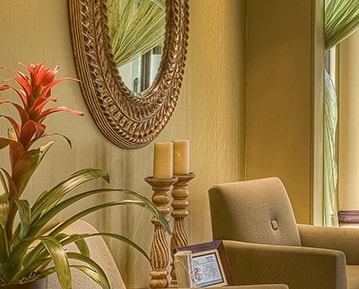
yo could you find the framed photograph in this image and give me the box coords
[176,240,233,287]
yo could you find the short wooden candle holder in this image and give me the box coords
[169,172,196,286]
[145,176,178,289]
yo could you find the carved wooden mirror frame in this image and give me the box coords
[68,0,189,149]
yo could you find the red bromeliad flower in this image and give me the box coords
[0,62,83,208]
[0,62,83,149]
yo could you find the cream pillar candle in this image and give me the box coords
[173,139,190,174]
[153,142,173,179]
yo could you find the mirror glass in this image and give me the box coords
[118,46,163,93]
[108,0,165,94]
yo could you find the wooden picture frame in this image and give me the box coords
[176,240,233,287]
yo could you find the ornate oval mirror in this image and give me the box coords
[68,0,189,149]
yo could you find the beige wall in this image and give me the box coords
[0,0,243,287]
[244,0,323,224]
[338,31,359,210]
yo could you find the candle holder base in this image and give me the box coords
[170,172,196,286]
[145,176,178,289]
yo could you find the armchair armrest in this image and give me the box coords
[179,284,289,289]
[225,284,289,289]
[223,240,347,289]
[228,284,289,289]
[298,224,359,264]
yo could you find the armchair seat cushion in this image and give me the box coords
[347,265,359,289]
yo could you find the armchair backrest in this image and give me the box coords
[208,177,301,246]
[48,220,126,289]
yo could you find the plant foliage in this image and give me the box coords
[0,63,169,288]
[108,0,166,67]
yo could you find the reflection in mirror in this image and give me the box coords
[108,0,165,93]
[119,45,163,93]
[68,0,189,149]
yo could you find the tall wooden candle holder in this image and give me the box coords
[169,172,196,286]
[145,176,178,289]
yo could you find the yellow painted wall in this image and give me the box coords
[338,31,359,210]
[0,0,243,287]
[244,0,323,224]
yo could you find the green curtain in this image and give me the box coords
[323,0,359,226]
[108,0,166,67]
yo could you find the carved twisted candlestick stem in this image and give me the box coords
[145,176,178,289]
[169,173,196,286]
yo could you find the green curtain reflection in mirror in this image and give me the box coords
[324,0,359,226]
[108,0,166,68]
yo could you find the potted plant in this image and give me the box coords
[0,62,169,288]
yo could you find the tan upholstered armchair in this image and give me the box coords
[48,220,126,289]
[208,177,359,289]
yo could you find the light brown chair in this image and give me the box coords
[48,220,126,289]
[208,177,359,289]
